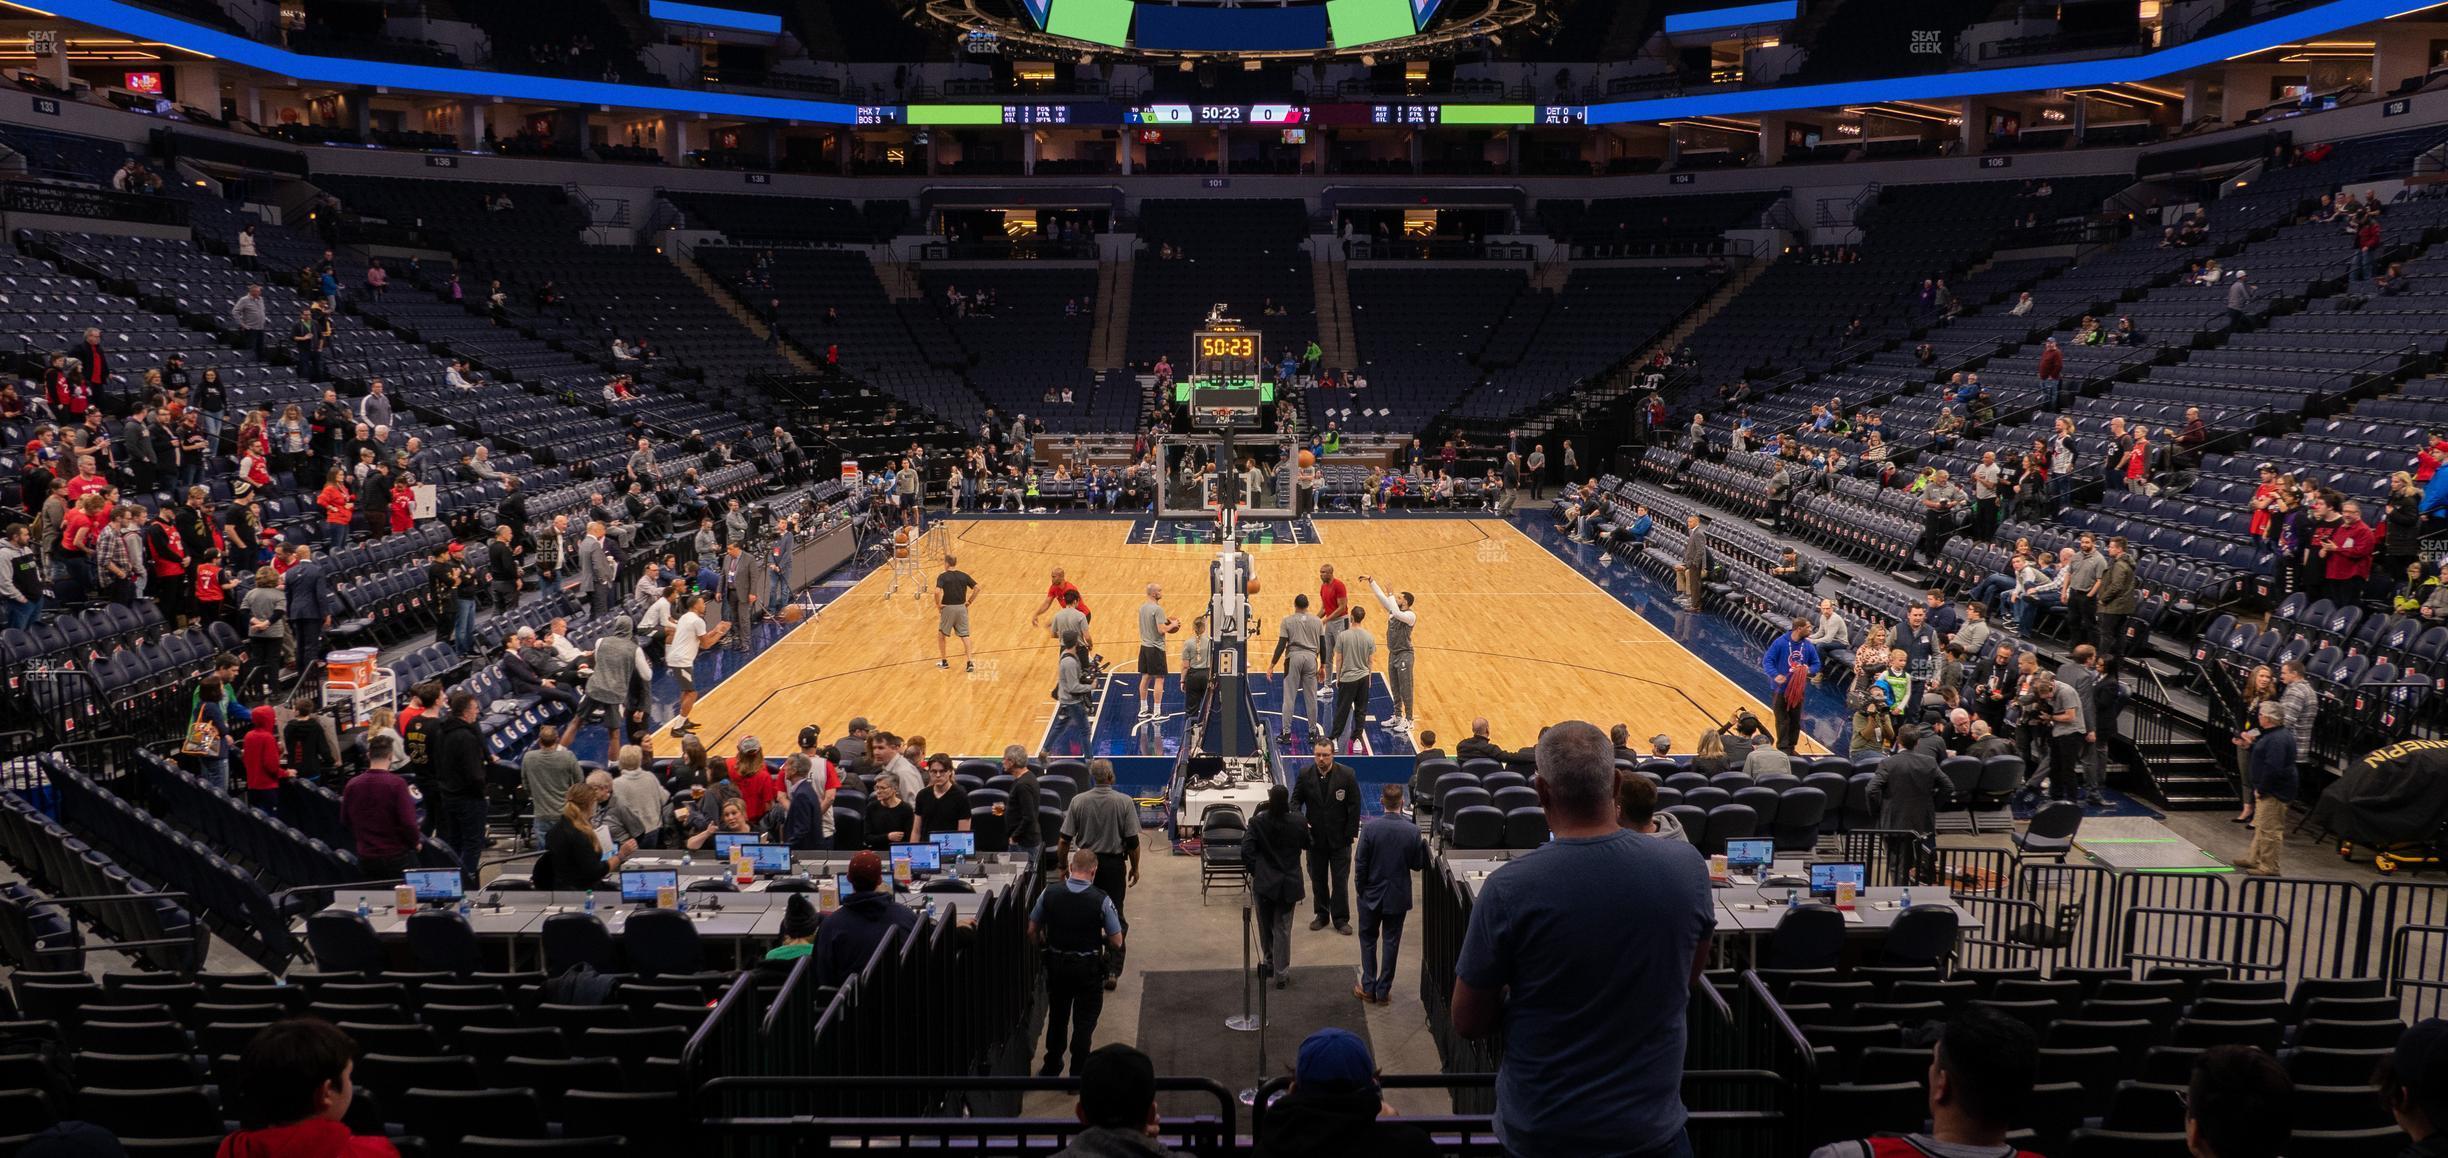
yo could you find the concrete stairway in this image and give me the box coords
[669,249,820,374]
[1090,256,1134,368]
[871,258,924,302]
[1644,257,1771,366]
[1309,236,1354,368]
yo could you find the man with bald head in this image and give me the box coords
[1456,717,1511,765]
[1451,721,1716,1158]
[1136,582,1175,719]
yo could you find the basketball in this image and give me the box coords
[1297,449,1315,468]
[1244,576,1261,595]
[1165,618,1181,634]
[777,603,809,625]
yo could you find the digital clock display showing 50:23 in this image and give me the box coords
[1199,335,1255,358]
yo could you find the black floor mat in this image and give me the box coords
[1134,966,1374,1116]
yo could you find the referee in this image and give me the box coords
[934,554,977,672]
[1058,759,1141,989]
[1028,848,1125,1077]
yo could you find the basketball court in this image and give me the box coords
[665,516,1817,761]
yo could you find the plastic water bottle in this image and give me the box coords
[1900,889,1913,911]
[356,898,371,919]
[583,889,597,914]
[1786,889,1798,910]
[458,896,474,919]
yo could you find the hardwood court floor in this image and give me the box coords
[671,518,1816,760]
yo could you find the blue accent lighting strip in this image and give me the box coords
[44,0,858,124]
[1594,0,2414,124]
[1662,1,1798,34]
[647,1,785,34]
[36,0,2426,129]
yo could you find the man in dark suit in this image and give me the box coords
[1456,717,1514,766]
[284,547,334,678]
[1353,785,1426,1004]
[1293,747,1361,934]
[496,476,531,552]
[1871,726,1950,834]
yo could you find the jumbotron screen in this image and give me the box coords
[1026,0,1432,51]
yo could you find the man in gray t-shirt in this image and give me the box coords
[1134,584,1173,720]
[1328,606,1377,752]
[1270,596,1327,743]
[2036,672,2085,803]
[1454,722,1714,1157]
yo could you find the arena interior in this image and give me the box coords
[3,0,2448,1154]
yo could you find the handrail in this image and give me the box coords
[2119,904,2291,976]
[1736,970,1817,1145]
[695,1074,1240,1156]
[2312,341,2420,406]
[31,888,209,969]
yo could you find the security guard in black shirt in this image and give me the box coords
[1028,848,1125,1077]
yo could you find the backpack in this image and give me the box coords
[541,962,618,1006]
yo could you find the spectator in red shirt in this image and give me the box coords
[2356,216,2382,280]
[216,1019,400,1158]
[316,468,353,552]
[2417,432,2448,483]
[59,490,110,600]
[241,704,291,815]
[61,454,109,504]
[2322,499,2379,602]
[79,327,108,392]
[736,742,781,824]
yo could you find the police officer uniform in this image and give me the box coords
[1032,875,1122,1077]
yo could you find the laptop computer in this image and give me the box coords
[619,868,680,905]
[744,843,791,875]
[403,869,463,904]
[1808,862,1868,907]
[892,842,943,876]
[1724,839,1773,876]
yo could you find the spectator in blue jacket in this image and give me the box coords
[782,753,828,851]
[2235,703,2297,877]
[1761,618,1822,754]
[1352,785,1426,1005]
[283,548,334,678]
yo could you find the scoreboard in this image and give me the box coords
[1180,323,1272,431]
[1192,327,1261,383]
